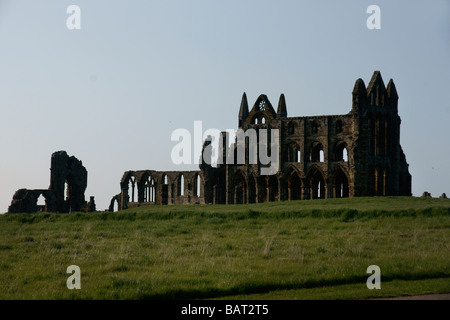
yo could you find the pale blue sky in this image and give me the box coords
[0,0,449,212]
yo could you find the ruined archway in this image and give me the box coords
[257,176,267,203]
[307,168,326,199]
[193,173,202,198]
[128,176,137,203]
[233,171,247,204]
[248,174,257,203]
[177,173,185,197]
[286,142,301,163]
[161,173,169,205]
[289,171,302,200]
[268,175,279,201]
[335,142,349,162]
[334,168,349,198]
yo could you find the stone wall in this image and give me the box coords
[8,151,95,213]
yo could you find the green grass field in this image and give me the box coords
[0,196,449,300]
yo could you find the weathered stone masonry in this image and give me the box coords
[109,170,204,211]
[111,71,412,211]
[8,151,95,213]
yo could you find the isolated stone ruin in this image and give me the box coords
[8,151,95,213]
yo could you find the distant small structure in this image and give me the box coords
[421,191,432,198]
[8,151,95,213]
[440,193,448,199]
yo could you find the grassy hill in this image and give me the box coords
[0,196,449,299]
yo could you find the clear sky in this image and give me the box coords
[0,0,449,212]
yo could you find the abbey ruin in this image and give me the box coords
[8,151,95,213]
[110,71,412,211]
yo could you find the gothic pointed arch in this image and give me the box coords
[268,175,279,202]
[288,170,302,200]
[159,172,170,205]
[257,175,268,203]
[177,173,185,196]
[333,167,349,198]
[334,141,349,162]
[193,173,202,198]
[233,170,248,204]
[252,94,277,117]
[286,141,301,163]
[309,141,325,162]
[306,166,326,199]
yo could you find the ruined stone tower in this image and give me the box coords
[8,151,94,213]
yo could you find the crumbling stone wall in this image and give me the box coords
[111,170,204,211]
[8,189,57,213]
[8,151,94,213]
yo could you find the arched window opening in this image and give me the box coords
[311,170,325,199]
[37,194,45,207]
[290,173,301,200]
[234,173,247,204]
[310,143,324,162]
[64,182,69,201]
[151,179,155,202]
[178,174,185,196]
[334,170,349,198]
[162,174,168,185]
[194,174,201,197]
[144,180,149,202]
[268,176,278,202]
[128,177,136,203]
[335,144,349,162]
[261,117,266,124]
[288,122,295,135]
[288,144,301,163]
[144,178,155,202]
[317,181,322,198]
[255,118,259,125]
[113,199,119,212]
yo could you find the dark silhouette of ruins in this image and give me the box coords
[8,151,95,213]
[110,71,412,211]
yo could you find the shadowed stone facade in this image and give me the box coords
[8,151,95,213]
[111,71,412,211]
